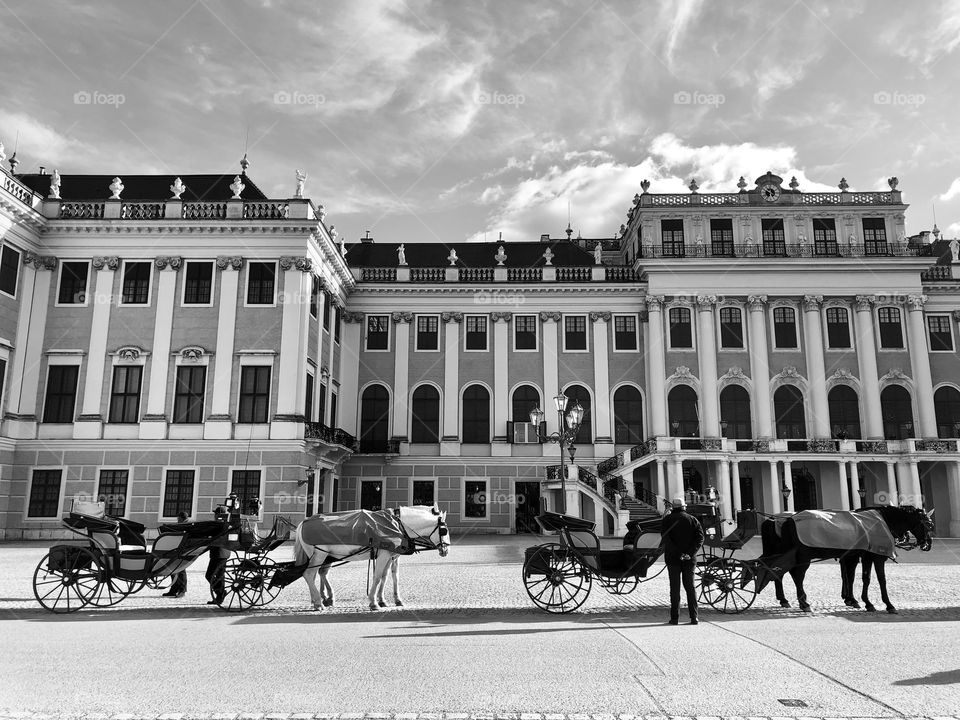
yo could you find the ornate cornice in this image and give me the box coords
[391,311,414,324]
[802,294,823,311]
[216,256,245,271]
[589,311,611,321]
[349,286,645,296]
[827,367,857,384]
[92,256,120,271]
[154,256,183,271]
[539,311,561,322]
[880,367,911,383]
[178,346,209,362]
[112,345,147,362]
[720,366,749,382]
[747,295,767,310]
[279,255,313,272]
[441,312,463,323]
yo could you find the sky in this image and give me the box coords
[1,0,959,244]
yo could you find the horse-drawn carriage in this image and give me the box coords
[32,501,293,613]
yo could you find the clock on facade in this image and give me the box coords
[760,183,781,202]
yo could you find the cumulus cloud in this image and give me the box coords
[0,110,97,171]
[939,177,960,202]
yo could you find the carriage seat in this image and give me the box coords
[564,528,654,576]
[90,530,146,554]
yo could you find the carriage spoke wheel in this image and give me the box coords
[695,553,720,602]
[250,557,282,607]
[88,576,143,607]
[33,547,103,614]
[216,556,264,611]
[522,543,592,614]
[601,576,638,595]
[699,557,757,614]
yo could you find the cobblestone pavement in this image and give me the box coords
[1,714,958,720]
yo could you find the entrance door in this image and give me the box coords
[515,482,541,533]
[791,468,818,511]
[360,480,383,511]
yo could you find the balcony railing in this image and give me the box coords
[46,198,316,221]
[638,190,901,207]
[242,201,289,219]
[556,266,592,281]
[361,267,397,281]
[182,202,227,219]
[121,202,164,220]
[459,267,494,282]
[410,267,445,282]
[507,267,542,282]
[59,201,104,219]
[2,171,42,209]
[305,422,357,449]
[640,243,931,259]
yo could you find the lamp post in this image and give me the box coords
[531,389,585,516]
[781,480,792,512]
[857,485,866,508]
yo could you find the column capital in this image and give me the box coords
[491,311,513,322]
[279,255,313,272]
[802,294,823,311]
[154,256,183,271]
[24,253,58,271]
[342,311,365,324]
[747,294,767,310]
[391,311,413,324]
[589,311,611,322]
[442,311,463,323]
[216,256,245,271]
[539,311,561,322]
[854,294,875,311]
[92,256,120,271]
[644,295,665,310]
[906,293,927,311]
[696,294,717,309]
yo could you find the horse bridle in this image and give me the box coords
[894,509,934,551]
[394,510,450,555]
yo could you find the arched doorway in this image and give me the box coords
[613,385,643,443]
[668,385,699,436]
[828,385,862,439]
[359,384,389,452]
[774,385,806,439]
[719,385,752,438]
[564,384,592,444]
[881,385,914,440]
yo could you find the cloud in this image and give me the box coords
[939,177,960,202]
[0,110,97,171]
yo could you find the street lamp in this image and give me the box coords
[531,390,585,516]
[857,486,866,507]
[781,480,792,511]
[720,420,729,438]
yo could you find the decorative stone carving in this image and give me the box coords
[854,295,875,311]
[633,193,641,206]
[881,368,909,381]
[342,311,365,323]
[779,366,802,379]
[279,256,313,272]
[590,311,611,321]
[543,247,554,266]
[747,295,768,310]
[108,177,124,200]
[0,142,5,164]
[539,311,561,322]
[391,312,413,324]
[491,312,513,322]
[24,254,58,271]
[169,178,186,199]
[329,225,338,242]
[295,169,307,199]
[179,346,207,362]
[229,175,245,199]
[640,179,651,193]
[49,170,61,199]
[952,310,960,322]
[722,366,747,380]
[838,177,849,192]
[789,176,799,190]
[688,178,699,194]
[906,294,927,311]
[397,244,406,266]
[115,346,142,362]
[154,256,183,271]
[594,242,603,265]
[737,176,747,192]
[887,176,899,190]
[645,295,664,310]
[447,248,458,266]
[316,203,326,221]
[441,312,463,323]
[802,294,823,311]
[92,256,121,271]
[673,366,694,380]
[495,245,507,266]
[832,367,855,380]
[696,294,717,309]
[216,256,245,271]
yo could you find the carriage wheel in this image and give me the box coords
[33,547,103,613]
[216,557,264,611]
[88,576,143,607]
[695,553,720,602]
[251,557,282,607]
[699,557,757,614]
[145,577,166,591]
[522,543,592,614]
[600,576,638,595]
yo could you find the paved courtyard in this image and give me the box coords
[1,536,958,719]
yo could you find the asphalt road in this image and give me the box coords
[1,537,958,718]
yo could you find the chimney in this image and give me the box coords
[38,166,46,175]
[540,234,550,243]
[361,230,374,244]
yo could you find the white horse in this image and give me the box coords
[292,505,450,610]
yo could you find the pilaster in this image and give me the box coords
[204,256,242,440]
[854,295,884,438]
[441,312,462,454]
[645,296,667,436]
[591,311,612,445]
[391,312,413,442]
[905,295,937,437]
[338,312,364,436]
[75,256,120,440]
[272,257,313,439]
[747,295,772,438]
[540,312,561,436]
[696,295,719,436]
[801,295,830,437]
[492,312,511,447]
[140,256,182,439]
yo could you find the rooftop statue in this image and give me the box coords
[109,177,124,200]
[397,244,407,266]
[295,169,307,199]
[49,170,61,200]
[169,177,186,200]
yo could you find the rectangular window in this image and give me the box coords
[230,469,262,511]
[310,275,320,318]
[564,315,587,350]
[773,307,798,348]
[464,480,487,519]
[465,316,488,350]
[669,307,692,348]
[614,315,638,350]
[412,480,435,506]
[710,219,734,256]
[878,307,904,348]
[661,219,685,257]
[183,261,213,304]
[366,315,389,350]
[43,365,79,423]
[761,219,786,255]
[58,261,89,304]
[238,366,271,423]
[318,383,327,427]
[863,218,888,255]
[173,365,206,423]
[334,306,341,343]
[163,469,195,519]
[719,307,744,348]
[246,262,276,305]
[98,469,129,517]
[0,245,21,296]
[514,315,537,350]
[27,469,62,517]
[330,392,338,427]
[813,218,838,256]
[121,262,150,304]
[305,372,314,422]
[109,366,143,423]
[826,307,851,348]
[928,315,953,351]
[0,358,5,415]
[416,315,439,351]
[322,290,331,330]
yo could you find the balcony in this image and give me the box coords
[304,422,357,450]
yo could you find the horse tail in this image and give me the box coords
[293,526,309,566]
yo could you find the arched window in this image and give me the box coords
[359,384,390,453]
[881,385,914,440]
[613,386,643,444]
[934,386,960,438]
[565,384,592,444]
[828,385,861,439]
[668,385,699,437]
[462,385,490,443]
[410,385,440,443]
[719,385,751,438]
[774,385,806,439]
[511,385,541,422]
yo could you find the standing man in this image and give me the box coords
[661,496,704,625]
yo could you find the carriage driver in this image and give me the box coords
[661,496,705,625]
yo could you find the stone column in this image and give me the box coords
[906,295,937,437]
[272,257,313,439]
[849,461,862,509]
[718,459,733,525]
[730,461,742,515]
[948,461,960,538]
[75,256,120,439]
[540,312,561,436]
[337,312,364,436]
[205,257,242,439]
[801,295,830,437]
[747,296,773,438]
[391,312,412,442]
[645,296,667,436]
[696,295,720,437]
[907,460,923,506]
[655,458,666,499]
[591,312,613,443]
[783,460,794,512]
[441,312,462,452]
[492,313,511,445]
[767,460,781,514]
[671,456,684,500]
[885,462,898,506]
[323,295,338,426]
[854,295,884,438]
[837,461,850,511]
[141,256,182,440]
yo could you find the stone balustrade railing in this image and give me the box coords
[641,243,931,259]
[638,190,902,207]
[354,265,635,283]
[41,198,318,221]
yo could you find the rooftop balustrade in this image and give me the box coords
[39,197,317,221]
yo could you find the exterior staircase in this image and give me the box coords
[620,494,662,524]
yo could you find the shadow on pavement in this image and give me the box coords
[893,668,960,685]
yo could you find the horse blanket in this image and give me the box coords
[299,510,410,553]
[777,509,896,558]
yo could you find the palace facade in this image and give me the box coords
[1,158,958,539]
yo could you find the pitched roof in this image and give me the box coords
[345,241,595,268]
[14,173,268,201]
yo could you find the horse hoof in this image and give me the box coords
[322,599,333,607]
[887,606,898,614]
[312,604,321,611]
[845,600,861,609]
[865,604,876,612]
[378,600,387,608]
[395,600,404,607]
[369,604,380,611]
[800,605,812,613]
[779,600,791,608]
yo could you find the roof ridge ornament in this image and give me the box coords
[49,169,61,199]
[229,175,245,199]
[789,176,799,190]
[295,169,307,199]
[495,245,507,266]
[888,176,899,190]
[169,177,186,200]
[240,152,250,173]
[109,177,124,200]
[838,177,849,192]
[688,178,699,194]
[737,176,747,192]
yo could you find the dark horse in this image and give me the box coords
[758,505,933,613]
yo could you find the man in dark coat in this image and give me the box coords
[661,496,704,625]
